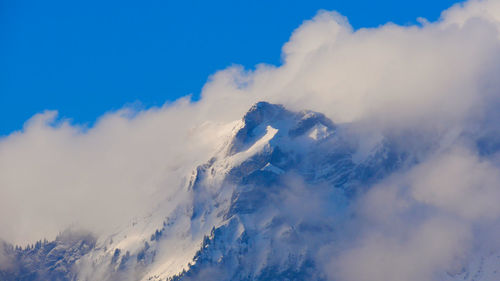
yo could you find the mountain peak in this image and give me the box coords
[243,101,288,125]
[228,102,335,155]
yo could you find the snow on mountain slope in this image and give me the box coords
[1,101,499,281]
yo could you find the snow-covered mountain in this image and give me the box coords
[1,102,498,281]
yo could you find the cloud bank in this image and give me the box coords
[2,1,500,280]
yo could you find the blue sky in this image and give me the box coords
[1,0,462,135]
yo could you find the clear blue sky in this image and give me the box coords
[1,0,462,135]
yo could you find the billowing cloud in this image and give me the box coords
[201,0,500,134]
[327,144,500,281]
[0,99,233,244]
[2,1,500,280]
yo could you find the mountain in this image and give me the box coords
[0,102,496,281]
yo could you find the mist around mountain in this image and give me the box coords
[3,0,500,280]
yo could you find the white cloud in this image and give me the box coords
[410,147,500,221]
[441,0,500,29]
[0,99,233,244]
[200,1,500,135]
[332,217,471,281]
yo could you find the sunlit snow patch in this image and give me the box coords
[308,123,331,140]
